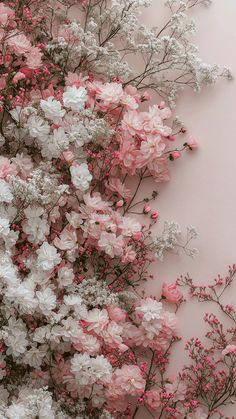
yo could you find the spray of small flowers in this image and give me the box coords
[0,0,234,418]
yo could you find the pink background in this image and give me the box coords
[139,1,236,417]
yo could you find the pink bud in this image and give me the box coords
[133,231,142,240]
[168,135,175,141]
[186,138,198,150]
[12,71,26,84]
[142,91,151,101]
[171,151,181,160]
[151,211,159,220]
[124,85,137,96]
[62,150,74,163]
[143,203,151,214]
[115,199,124,208]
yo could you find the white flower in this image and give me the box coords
[41,127,69,160]
[40,96,66,122]
[23,345,47,368]
[57,266,74,287]
[24,206,45,218]
[64,294,83,307]
[37,242,61,271]
[136,298,163,321]
[5,282,38,313]
[6,403,27,419]
[70,162,92,191]
[97,82,123,105]
[0,180,13,203]
[63,85,88,112]
[9,106,24,123]
[33,326,52,343]
[36,288,57,314]
[187,408,208,419]
[0,385,8,403]
[0,256,19,285]
[0,217,10,237]
[0,355,6,380]
[23,216,49,244]
[4,318,28,357]
[71,353,91,385]
[71,353,112,386]
[26,115,50,140]
[119,216,141,237]
[90,355,112,384]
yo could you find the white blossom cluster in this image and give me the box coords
[153,221,199,260]
[8,165,68,206]
[75,277,119,308]
[43,0,232,107]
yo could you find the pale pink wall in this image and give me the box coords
[138,1,236,417]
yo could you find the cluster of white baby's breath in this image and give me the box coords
[153,221,198,260]
[68,110,113,148]
[76,277,119,308]
[43,0,232,107]
[8,165,68,206]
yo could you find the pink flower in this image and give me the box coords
[53,225,77,251]
[7,32,31,55]
[86,308,109,334]
[26,47,43,69]
[145,389,161,410]
[151,211,159,220]
[107,306,127,322]
[141,105,172,136]
[62,150,74,163]
[124,85,138,96]
[65,72,85,87]
[186,138,199,150]
[83,192,110,211]
[161,311,177,334]
[139,135,166,162]
[143,204,151,214]
[12,72,26,84]
[119,137,139,175]
[98,232,124,257]
[121,93,138,110]
[0,157,17,179]
[148,156,170,182]
[119,216,141,237]
[106,178,132,200]
[112,365,146,395]
[162,282,183,304]
[0,4,14,25]
[0,77,6,90]
[115,200,124,208]
[121,245,136,263]
[222,344,236,356]
[170,151,181,160]
[11,153,33,179]
[97,82,124,105]
[122,110,143,135]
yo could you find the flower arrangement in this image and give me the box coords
[0,0,234,418]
